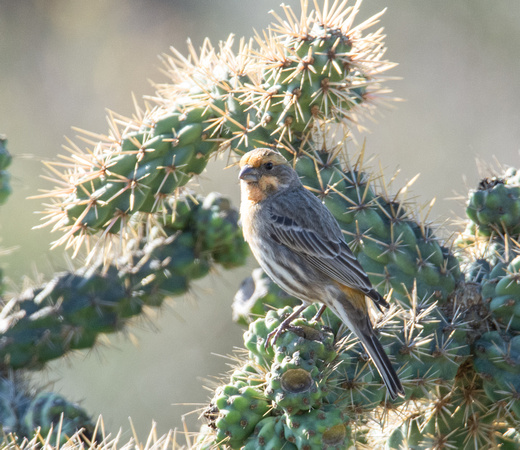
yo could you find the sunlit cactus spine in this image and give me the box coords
[38,0,392,257]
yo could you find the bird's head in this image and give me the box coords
[239,149,299,198]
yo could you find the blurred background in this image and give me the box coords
[0,0,518,442]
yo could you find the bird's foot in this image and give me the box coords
[310,304,327,323]
[264,304,307,349]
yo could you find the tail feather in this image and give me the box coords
[329,294,404,399]
[360,331,404,400]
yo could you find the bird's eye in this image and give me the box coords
[264,162,274,170]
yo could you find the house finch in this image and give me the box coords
[239,148,404,399]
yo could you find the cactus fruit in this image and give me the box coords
[283,405,350,449]
[243,416,296,450]
[203,307,357,449]
[205,382,270,449]
[0,193,247,372]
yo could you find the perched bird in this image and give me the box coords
[238,148,404,399]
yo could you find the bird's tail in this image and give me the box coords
[357,328,404,400]
[329,293,404,400]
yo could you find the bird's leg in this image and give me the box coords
[265,304,307,349]
[311,304,328,323]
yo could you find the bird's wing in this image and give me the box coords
[267,194,376,295]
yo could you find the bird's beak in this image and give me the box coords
[239,165,260,182]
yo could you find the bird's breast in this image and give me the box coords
[239,196,260,243]
[242,182,267,204]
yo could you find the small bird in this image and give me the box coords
[238,148,404,399]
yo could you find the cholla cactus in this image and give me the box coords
[201,158,520,448]
[1,0,519,448]
[37,0,393,258]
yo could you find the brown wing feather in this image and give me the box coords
[267,189,387,307]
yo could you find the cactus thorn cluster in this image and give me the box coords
[36,0,394,261]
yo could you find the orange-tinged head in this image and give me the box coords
[239,148,288,170]
[238,148,299,201]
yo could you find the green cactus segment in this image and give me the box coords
[333,342,387,406]
[388,369,509,450]
[266,366,320,413]
[474,331,520,422]
[381,308,470,400]
[478,255,520,334]
[22,392,94,445]
[284,405,350,450]
[465,168,520,238]
[497,429,520,450]
[0,135,12,206]
[203,307,356,448]
[248,8,389,134]
[265,347,334,416]
[0,395,18,437]
[63,107,219,238]
[0,377,94,445]
[42,1,394,255]
[208,382,270,449]
[0,193,247,371]
[387,417,423,449]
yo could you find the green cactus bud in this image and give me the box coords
[466,170,520,238]
[266,365,323,414]
[243,415,296,450]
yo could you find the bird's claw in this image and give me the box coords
[263,304,308,350]
[264,325,285,349]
